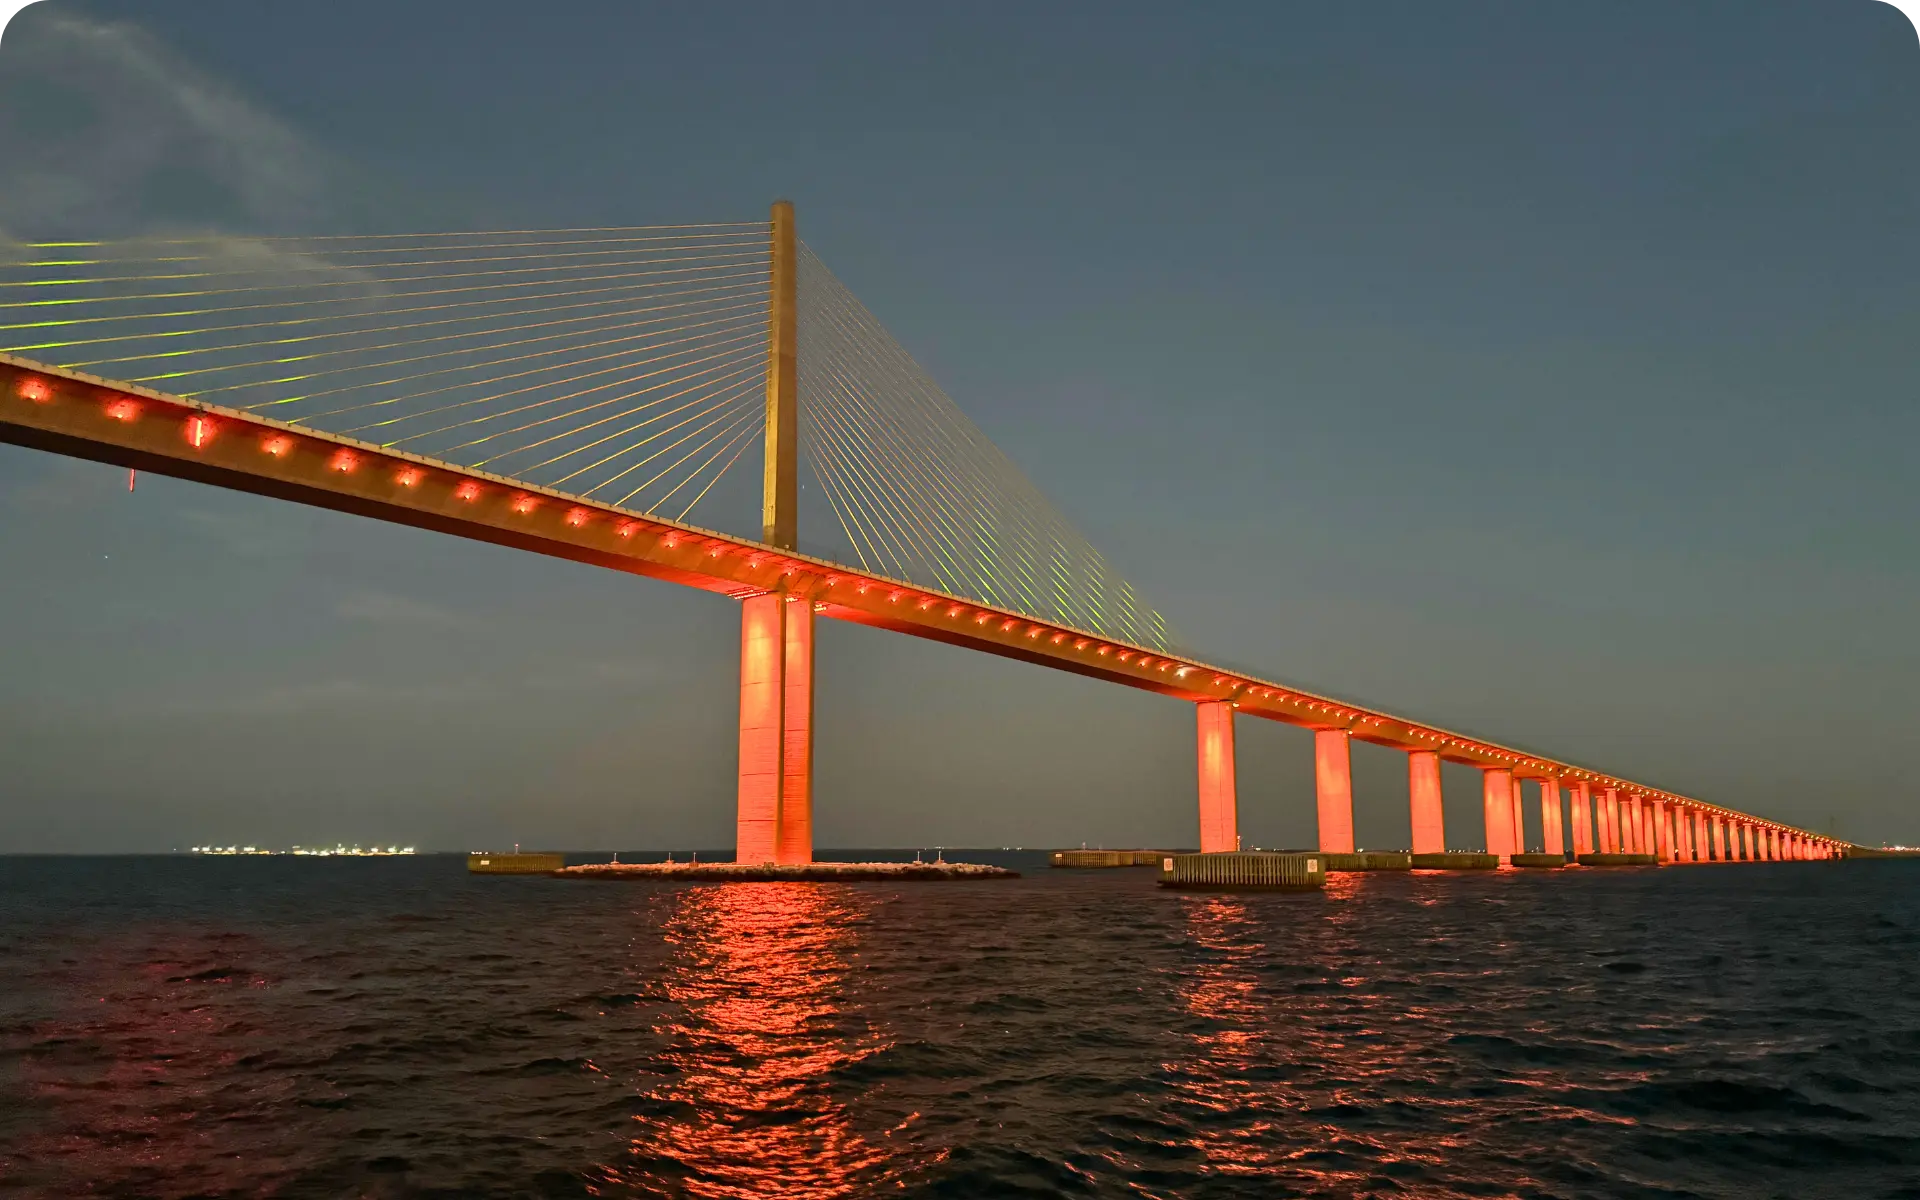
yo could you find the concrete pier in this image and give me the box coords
[1410,852,1499,870]
[1050,849,1163,868]
[1321,851,1412,871]
[1158,851,1325,890]
[468,852,565,874]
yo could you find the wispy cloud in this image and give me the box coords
[0,10,378,242]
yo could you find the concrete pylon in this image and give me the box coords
[1509,774,1526,854]
[736,593,815,865]
[1196,701,1238,853]
[1408,750,1446,855]
[1483,768,1515,861]
[762,201,798,550]
[1314,730,1356,854]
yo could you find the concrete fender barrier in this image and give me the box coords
[1158,851,1326,891]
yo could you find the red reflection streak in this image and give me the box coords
[1171,885,1472,1192]
[603,884,891,1199]
[1173,896,1286,1176]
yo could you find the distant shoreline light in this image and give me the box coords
[188,845,417,856]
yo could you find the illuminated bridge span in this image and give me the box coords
[0,205,1843,864]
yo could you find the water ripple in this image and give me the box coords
[0,855,1916,1197]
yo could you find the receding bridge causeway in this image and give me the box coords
[0,204,1843,865]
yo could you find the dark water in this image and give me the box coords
[2,854,1917,1199]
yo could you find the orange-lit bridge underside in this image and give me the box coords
[0,354,1845,864]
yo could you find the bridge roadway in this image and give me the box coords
[0,351,1843,864]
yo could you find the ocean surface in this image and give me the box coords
[1,853,1917,1199]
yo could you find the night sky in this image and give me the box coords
[1,1,1914,853]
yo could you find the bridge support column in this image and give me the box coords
[1408,751,1446,855]
[1540,779,1562,856]
[777,599,815,865]
[735,592,814,865]
[1571,782,1592,856]
[1509,774,1526,853]
[1314,730,1356,854]
[1600,788,1619,853]
[1712,817,1727,861]
[1483,768,1515,862]
[1196,701,1238,853]
[1653,799,1671,862]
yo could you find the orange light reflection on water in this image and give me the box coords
[600,883,891,1199]
[1172,895,1287,1176]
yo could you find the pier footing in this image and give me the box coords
[468,852,565,874]
[1410,852,1499,870]
[1158,851,1326,891]
[1051,850,1163,868]
[1322,851,1412,871]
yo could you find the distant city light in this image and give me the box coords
[189,845,416,856]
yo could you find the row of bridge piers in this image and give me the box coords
[1192,699,1838,863]
[726,591,1836,866]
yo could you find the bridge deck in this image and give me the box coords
[0,352,1814,843]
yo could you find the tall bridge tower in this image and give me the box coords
[736,200,815,865]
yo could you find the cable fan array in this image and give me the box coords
[0,221,1171,648]
[797,243,1170,652]
[0,224,771,523]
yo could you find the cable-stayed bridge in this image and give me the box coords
[0,204,1841,864]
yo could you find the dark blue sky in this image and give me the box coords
[1,1,1914,851]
